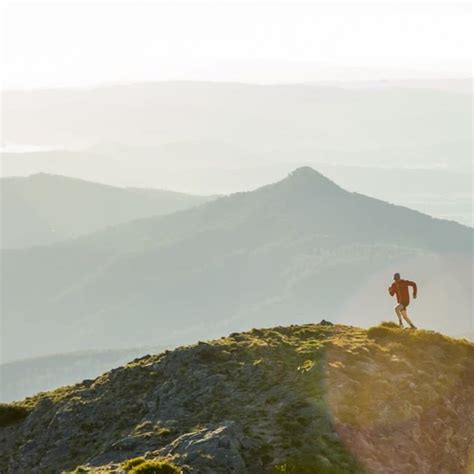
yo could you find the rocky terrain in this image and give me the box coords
[1,322,473,473]
[1,345,168,402]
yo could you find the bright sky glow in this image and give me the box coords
[1,1,472,88]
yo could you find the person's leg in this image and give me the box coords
[395,304,404,327]
[401,308,417,329]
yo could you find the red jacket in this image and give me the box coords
[389,279,417,306]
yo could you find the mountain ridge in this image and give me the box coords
[1,322,472,473]
[1,168,472,362]
[0,173,216,249]
[71,166,470,254]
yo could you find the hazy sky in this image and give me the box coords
[1,1,471,89]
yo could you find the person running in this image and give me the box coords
[388,273,418,329]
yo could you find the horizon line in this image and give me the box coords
[3,76,473,93]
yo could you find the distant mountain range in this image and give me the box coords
[2,151,471,225]
[2,167,471,362]
[2,81,471,227]
[0,173,216,248]
[3,81,471,169]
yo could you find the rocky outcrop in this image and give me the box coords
[0,323,473,473]
[159,421,248,472]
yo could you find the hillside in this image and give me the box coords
[1,323,472,473]
[0,173,215,248]
[0,345,168,403]
[3,150,472,226]
[1,167,472,362]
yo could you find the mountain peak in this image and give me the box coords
[278,166,343,194]
[289,166,332,179]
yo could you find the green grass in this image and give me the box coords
[0,403,31,427]
[122,457,146,470]
[379,320,400,328]
[156,427,173,436]
[129,459,180,473]
[368,322,473,348]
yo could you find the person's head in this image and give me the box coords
[393,273,401,281]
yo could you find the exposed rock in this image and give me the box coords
[0,323,472,473]
[158,421,248,473]
[319,319,334,326]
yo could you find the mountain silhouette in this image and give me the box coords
[0,173,216,249]
[1,168,472,362]
[270,166,343,192]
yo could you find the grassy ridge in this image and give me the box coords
[1,323,472,473]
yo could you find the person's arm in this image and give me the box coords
[388,283,396,296]
[407,281,417,298]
